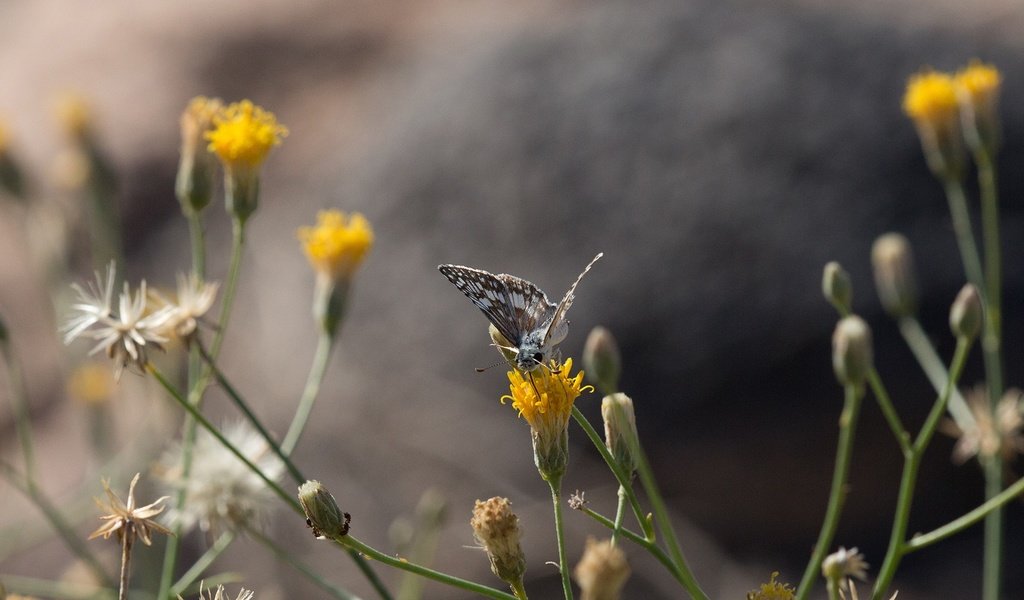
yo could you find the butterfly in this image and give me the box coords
[438,253,602,372]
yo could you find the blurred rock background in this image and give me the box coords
[1,0,1023,597]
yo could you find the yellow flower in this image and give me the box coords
[955,60,1001,111]
[501,358,592,480]
[746,572,796,600]
[298,210,374,283]
[902,70,958,126]
[902,68,964,180]
[206,99,287,170]
[955,60,1002,154]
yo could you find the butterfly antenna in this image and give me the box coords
[474,360,508,373]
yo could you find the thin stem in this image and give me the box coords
[246,525,358,600]
[547,478,574,600]
[578,505,687,586]
[196,342,306,484]
[282,330,333,455]
[826,578,841,600]
[147,364,303,515]
[898,317,973,430]
[509,579,529,600]
[872,338,971,600]
[338,535,517,600]
[982,457,1003,600]
[0,462,113,588]
[0,336,36,480]
[942,178,985,292]
[117,531,133,600]
[906,471,1024,552]
[630,426,708,600]
[570,408,649,537]
[611,486,627,546]
[169,531,235,597]
[795,385,864,600]
[187,212,206,280]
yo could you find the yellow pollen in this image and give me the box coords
[297,210,374,281]
[955,60,1001,107]
[206,99,288,169]
[500,358,592,432]
[902,69,958,126]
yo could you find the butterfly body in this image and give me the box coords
[438,253,602,372]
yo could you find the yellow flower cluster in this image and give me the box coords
[746,572,796,600]
[206,100,288,170]
[902,70,958,127]
[502,358,590,436]
[955,60,1001,111]
[297,210,374,283]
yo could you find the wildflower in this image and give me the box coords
[471,497,527,593]
[568,490,587,510]
[160,421,285,534]
[949,284,982,342]
[90,473,172,546]
[871,233,917,318]
[955,60,1001,155]
[902,69,964,180]
[298,480,350,539]
[601,393,639,477]
[583,326,622,395]
[822,262,852,314]
[746,572,796,600]
[62,264,173,379]
[151,273,219,341]
[822,546,869,589]
[67,362,115,406]
[942,387,1024,464]
[574,537,630,600]
[177,96,223,214]
[832,316,873,390]
[182,583,255,600]
[206,100,287,224]
[501,358,592,481]
[297,210,373,335]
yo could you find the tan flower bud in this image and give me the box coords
[601,393,639,477]
[832,316,873,388]
[822,262,852,314]
[574,537,630,600]
[872,233,917,318]
[298,480,350,539]
[584,326,622,395]
[949,283,982,341]
[471,497,526,590]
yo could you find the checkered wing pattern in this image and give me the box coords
[541,252,603,345]
[496,273,557,336]
[438,264,525,345]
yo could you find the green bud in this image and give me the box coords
[583,326,622,395]
[949,283,982,341]
[832,316,873,388]
[601,393,639,477]
[298,480,350,539]
[821,261,852,314]
[871,233,918,318]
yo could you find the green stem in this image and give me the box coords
[338,535,516,600]
[247,525,358,600]
[148,364,303,515]
[196,342,306,484]
[795,384,864,600]
[282,330,334,455]
[942,178,985,292]
[578,506,686,586]
[0,335,37,482]
[570,408,649,537]
[547,478,574,600]
[905,471,1024,552]
[872,338,970,599]
[187,212,206,280]
[982,457,1003,600]
[0,462,113,588]
[611,486,627,546]
[509,579,529,600]
[826,578,841,600]
[898,317,973,430]
[169,531,235,597]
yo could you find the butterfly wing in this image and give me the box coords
[541,252,603,345]
[438,265,523,345]
[496,273,556,338]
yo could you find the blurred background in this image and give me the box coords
[1,0,1023,597]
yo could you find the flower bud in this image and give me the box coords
[871,233,917,318]
[176,97,222,215]
[601,393,639,477]
[832,316,873,388]
[822,262,852,314]
[298,480,350,539]
[574,537,630,600]
[470,497,526,590]
[583,326,621,395]
[949,283,982,341]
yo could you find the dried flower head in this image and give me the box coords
[62,263,173,379]
[161,421,285,534]
[181,583,255,600]
[574,537,630,600]
[470,497,526,590]
[151,273,219,340]
[89,473,172,546]
[942,387,1024,464]
[177,96,223,213]
[822,546,869,589]
[568,490,588,511]
[747,572,796,600]
[501,358,593,481]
